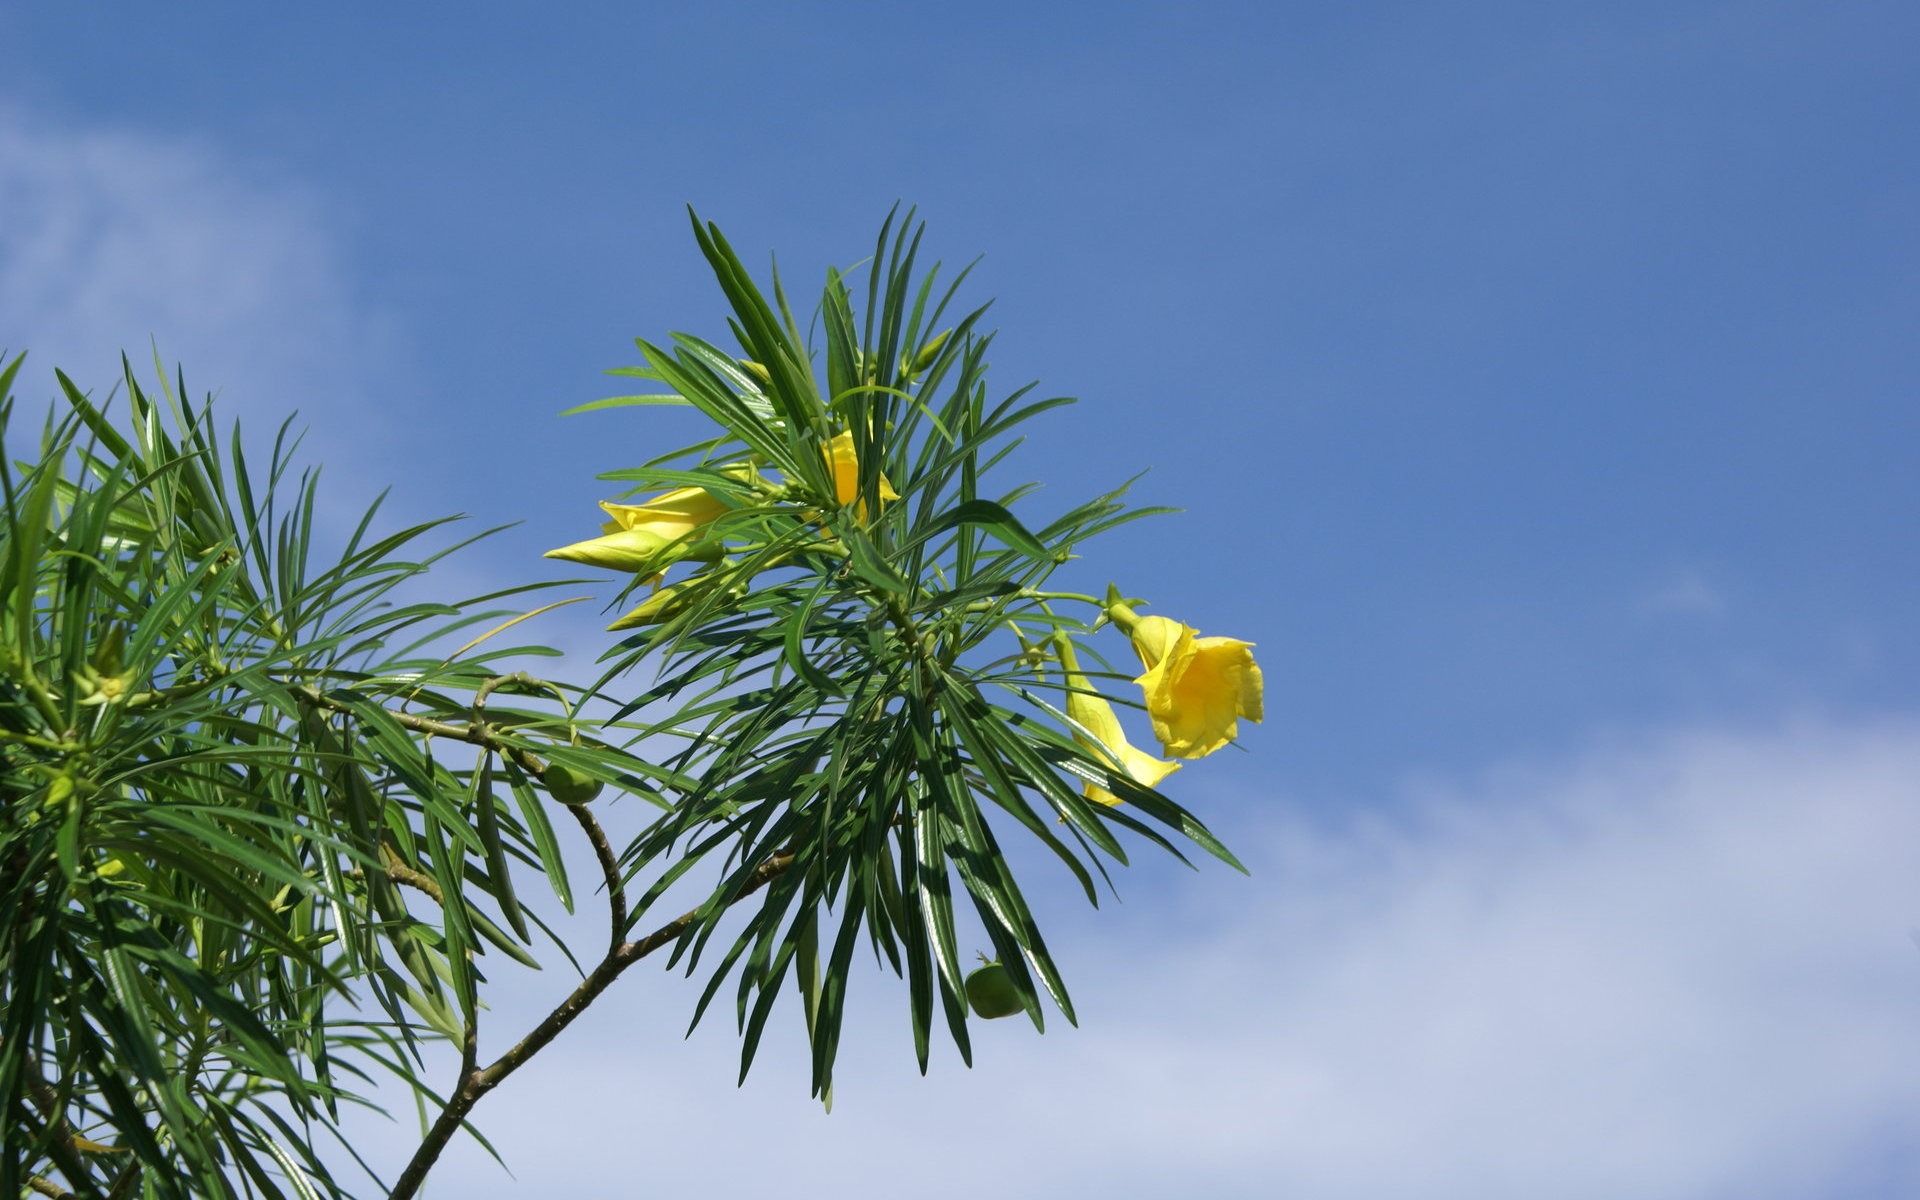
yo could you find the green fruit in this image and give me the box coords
[544,763,603,806]
[964,961,1024,1020]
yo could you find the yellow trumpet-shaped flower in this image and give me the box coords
[1057,638,1180,806]
[597,486,731,539]
[823,430,899,516]
[1110,606,1263,759]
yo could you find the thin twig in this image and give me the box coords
[377,845,445,906]
[294,684,547,779]
[344,842,449,904]
[23,1056,104,1191]
[293,673,759,1199]
[564,803,626,951]
[623,852,794,961]
[385,850,795,1200]
[333,673,533,909]
[104,1162,141,1200]
[471,672,526,716]
[27,1175,70,1199]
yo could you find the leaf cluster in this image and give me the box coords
[0,357,654,1198]
[578,210,1243,1099]
[0,209,1250,1199]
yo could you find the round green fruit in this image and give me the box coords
[964,961,1024,1020]
[544,763,603,806]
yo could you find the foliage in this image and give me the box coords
[575,210,1247,1085]
[0,210,1254,1199]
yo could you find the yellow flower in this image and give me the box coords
[547,486,731,574]
[597,486,731,539]
[1116,610,1263,759]
[823,430,899,515]
[1058,638,1179,806]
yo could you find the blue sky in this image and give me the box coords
[4,3,1918,1197]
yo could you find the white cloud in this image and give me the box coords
[0,106,407,461]
[336,716,1920,1199]
[0,105,551,648]
[1641,567,1728,617]
[0,103,658,718]
[20,103,1904,1200]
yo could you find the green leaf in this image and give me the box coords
[916,498,1050,560]
[504,757,574,910]
[472,753,530,942]
[564,393,692,414]
[842,528,912,595]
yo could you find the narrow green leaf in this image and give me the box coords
[564,393,692,414]
[503,758,573,910]
[471,753,530,942]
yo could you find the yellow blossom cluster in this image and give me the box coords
[546,422,1260,809]
[544,431,897,628]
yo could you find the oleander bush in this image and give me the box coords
[0,212,1259,1199]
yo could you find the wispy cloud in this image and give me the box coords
[0,105,559,638]
[0,103,668,687]
[1640,567,1729,617]
[0,106,407,456]
[338,716,1920,1199]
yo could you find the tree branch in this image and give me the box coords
[564,803,626,951]
[299,672,761,1200]
[376,843,445,906]
[294,684,548,779]
[22,1055,108,1194]
[385,850,795,1200]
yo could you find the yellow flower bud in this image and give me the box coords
[548,484,735,575]
[606,575,740,630]
[597,486,731,541]
[910,328,951,375]
[1057,638,1180,806]
[544,526,678,573]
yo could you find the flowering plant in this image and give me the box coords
[0,211,1258,1199]
[549,210,1264,1096]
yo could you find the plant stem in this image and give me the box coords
[564,803,627,951]
[293,685,548,778]
[385,850,794,1200]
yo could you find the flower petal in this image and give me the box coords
[1131,620,1263,759]
[824,430,899,516]
[599,487,730,541]
[1127,615,1187,672]
[1066,685,1180,806]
